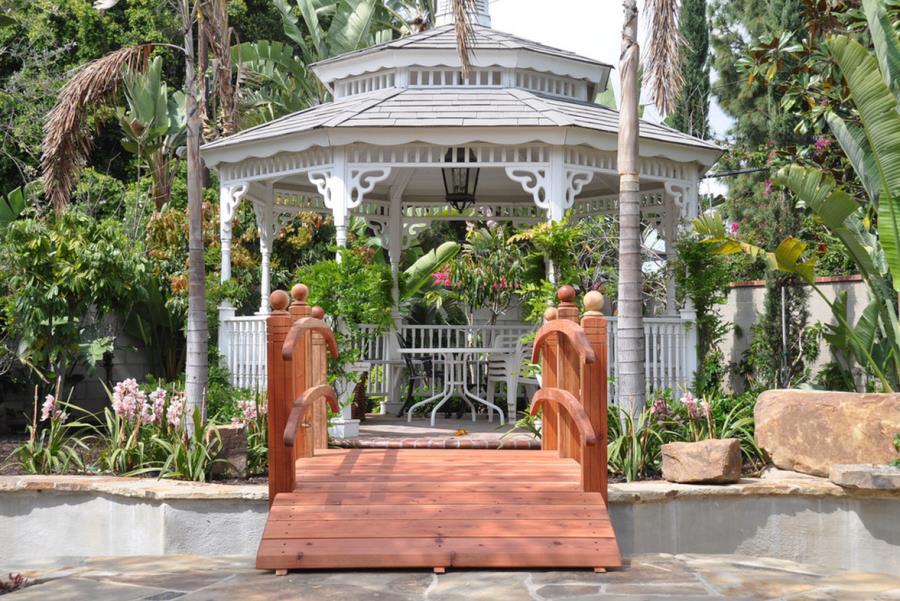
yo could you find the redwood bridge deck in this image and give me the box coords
[259,285,621,573]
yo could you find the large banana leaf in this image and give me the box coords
[823,292,895,389]
[862,0,900,99]
[400,241,460,301]
[829,35,900,291]
[329,0,378,56]
[825,113,882,204]
[774,165,878,279]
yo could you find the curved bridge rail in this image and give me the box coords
[531,285,609,499]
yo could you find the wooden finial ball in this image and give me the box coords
[311,306,325,319]
[543,307,558,322]
[557,285,576,303]
[269,290,290,311]
[291,284,309,303]
[584,290,605,314]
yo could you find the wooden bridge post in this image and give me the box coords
[556,286,581,463]
[581,290,609,500]
[310,306,329,449]
[266,290,293,506]
[540,307,560,451]
[288,285,314,462]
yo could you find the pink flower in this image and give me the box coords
[680,391,700,420]
[432,270,452,287]
[763,179,773,197]
[147,388,167,425]
[651,397,670,419]
[112,378,146,422]
[40,394,65,422]
[166,395,184,429]
[814,136,832,156]
[700,400,712,419]
[729,222,740,236]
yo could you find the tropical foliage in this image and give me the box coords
[698,0,900,391]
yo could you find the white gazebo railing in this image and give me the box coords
[218,314,267,391]
[219,314,698,400]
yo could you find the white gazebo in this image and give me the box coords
[201,0,721,424]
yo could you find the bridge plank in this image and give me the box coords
[263,519,613,539]
[257,537,622,570]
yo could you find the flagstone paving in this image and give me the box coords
[2,554,899,600]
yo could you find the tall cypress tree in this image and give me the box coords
[670,0,710,138]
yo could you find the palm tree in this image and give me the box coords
[42,0,224,419]
[618,0,684,414]
[449,0,684,415]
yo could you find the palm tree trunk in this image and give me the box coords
[617,0,646,416]
[182,0,209,419]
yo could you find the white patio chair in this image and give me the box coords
[485,335,537,421]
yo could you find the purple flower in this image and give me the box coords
[763,179,773,198]
[729,222,740,236]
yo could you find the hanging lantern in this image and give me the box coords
[442,148,480,212]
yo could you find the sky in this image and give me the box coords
[489,0,733,139]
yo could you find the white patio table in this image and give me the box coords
[402,347,508,426]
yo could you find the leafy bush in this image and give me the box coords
[15,386,89,475]
[0,208,147,382]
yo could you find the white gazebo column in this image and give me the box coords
[662,186,679,316]
[382,169,413,414]
[505,148,592,284]
[217,184,248,357]
[252,184,276,315]
[310,148,391,262]
[666,179,701,385]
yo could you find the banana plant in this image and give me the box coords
[695,0,900,390]
[116,56,186,210]
[399,241,459,301]
[232,40,316,126]
[0,185,28,228]
[234,0,430,119]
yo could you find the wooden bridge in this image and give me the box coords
[257,284,621,573]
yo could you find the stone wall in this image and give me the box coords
[1,473,897,575]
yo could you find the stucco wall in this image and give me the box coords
[1,475,897,575]
[719,276,869,386]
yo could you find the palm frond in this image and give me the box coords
[644,0,685,117]
[41,45,151,212]
[200,0,236,139]
[452,0,476,79]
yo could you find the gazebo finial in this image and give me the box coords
[434,0,491,28]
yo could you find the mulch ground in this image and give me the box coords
[0,434,27,476]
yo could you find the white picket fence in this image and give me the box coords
[218,313,698,400]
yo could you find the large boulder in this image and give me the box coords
[755,390,900,477]
[661,438,742,484]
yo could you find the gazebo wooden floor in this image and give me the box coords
[257,448,622,571]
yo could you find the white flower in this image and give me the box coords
[93,0,120,10]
